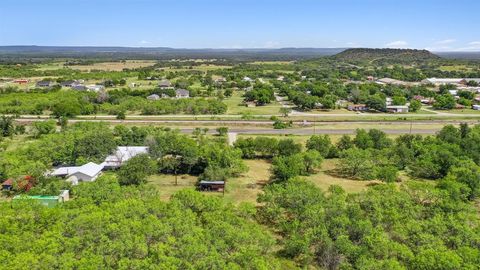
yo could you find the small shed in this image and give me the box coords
[198,181,225,192]
[386,105,409,113]
[1,179,13,190]
[12,190,69,207]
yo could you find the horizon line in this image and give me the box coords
[0,45,479,53]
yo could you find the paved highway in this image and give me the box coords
[14,117,446,135]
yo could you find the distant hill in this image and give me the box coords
[333,48,440,63]
[436,51,480,60]
[0,46,345,61]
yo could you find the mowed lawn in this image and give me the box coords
[224,91,283,115]
[147,159,271,204]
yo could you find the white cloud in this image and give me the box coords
[453,41,480,51]
[139,40,151,45]
[436,39,456,44]
[345,42,361,47]
[262,41,281,48]
[385,40,408,48]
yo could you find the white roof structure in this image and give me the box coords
[376,78,407,85]
[147,94,160,100]
[422,78,464,85]
[242,76,253,82]
[50,162,104,178]
[103,146,149,168]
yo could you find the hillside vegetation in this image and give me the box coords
[334,48,440,64]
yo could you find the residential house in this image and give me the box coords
[472,105,480,110]
[103,146,149,169]
[175,89,190,98]
[60,80,78,87]
[86,85,105,92]
[386,105,409,113]
[147,94,160,100]
[36,80,52,87]
[50,162,104,185]
[277,76,285,81]
[158,80,173,89]
[347,104,368,111]
[242,76,253,82]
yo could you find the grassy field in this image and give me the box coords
[159,64,231,72]
[37,60,158,72]
[305,159,381,193]
[147,159,270,204]
[224,91,283,115]
[147,157,392,205]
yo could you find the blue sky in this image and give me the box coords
[1,0,479,51]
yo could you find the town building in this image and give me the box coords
[347,104,368,111]
[386,105,409,113]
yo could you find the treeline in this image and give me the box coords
[0,91,227,116]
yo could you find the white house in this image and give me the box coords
[147,94,160,100]
[50,162,104,185]
[86,85,105,92]
[242,76,253,82]
[473,105,480,111]
[448,90,458,96]
[421,78,464,85]
[103,146,149,169]
[386,105,409,113]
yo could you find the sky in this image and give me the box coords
[1,0,479,51]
